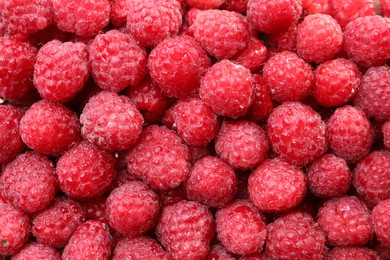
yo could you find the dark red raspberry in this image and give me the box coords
[126,0,182,47]
[297,14,343,63]
[327,246,381,260]
[326,106,374,163]
[112,236,169,260]
[247,0,302,34]
[266,211,328,259]
[156,200,214,260]
[343,16,390,68]
[52,0,110,37]
[149,35,211,98]
[267,24,298,53]
[11,243,60,260]
[190,10,250,59]
[382,0,390,16]
[89,30,147,93]
[318,196,374,246]
[28,24,71,47]
[110,0,134,27]
[307,154,351,198]
[374,241,390,260]
[199,60,253,118]
[82,197,108,224]
[372,199,390,246]
[19,100,80,156]
[232,37,267,72]
[80,91,144,151]
[263,51,314,102]
[56,141,116,199]
[208,244,236,260]
[302,0,331,14]
[330,0,376,28]
[106,181,159,236]
[353,151,390,204]
[245,75,274,121]
[383,121,390,149]
[266,102,327,166]
[185,0,224,9]
[158,184,188,207]
[248,158,306,212]
[126,125,190,190]
[313,58,361,107]
[0,204,30,255]
[222,0,248,13]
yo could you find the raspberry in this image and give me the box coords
[343,16,390,68]
[89,30,147,93]
[32,198,86,248]
[11,243,60,260]
[353,151,390,204]
[80,91,144,151]
[313,58,361,107]
[247,0,302,34]
[110,0,134,27]
[267,24,298,53]
[158,184,188,207]
[199,60,254,119]
[222,0,248,13]
[232,37,268,73]
[187,144,214,164]
[82,197,108,224]
[266,102,327,166]
[156,201,214,260]
[383,121,390,148]
[372,199,390,246]
[0,204,30,255]
[297,14,343,63]
[382,0,390,16]
[208,244,236,260]
[126,125,190,190]
[19,100,80,156]
[34,40,89,102]
[215,120,269,170]
[263,52,314,103]
[0,38,37,100]
[190,10,250,59]
[112,236,169,260]
[327,246,381,260]
[149,36,211,98]
[185,0,224,9]
[248,158,306,212]
[330,0,376,28]
[266,211,328,259]
[62,220,112,260]
[52,0,110,38]
[216,200,266,255]
[56,141,116,199]
[126,0,182,47]
[318,196,374,246]
[326,105,374,163]
[302,0,331,15]
[106,181,159,236]
[245,75,274,121]
[307,154,351,198]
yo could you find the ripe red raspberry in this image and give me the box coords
[344,16,390,68]
[56,141,116,199]
[318,196,374,246]
[190,10,250,59]
[82,197,108,224]
[109,168,139,191]
[248,158,306,212]
[11,243,60,260]
[297,14,343,63]
[62,220,112,260]
[52,0,110,37]
[266,211,328,259]
[372,199,390,246]
[330,0,376,28]
[222,0,248,13]
[353,151,390,204]
[126,125,190,190]
[0,204,30,255]
[80,91,144,151]
[383,121,390,148]
[313,58,361,107]
[327,246,381,260]
[247,0,302,34]
[307,154,351,198]
[382,0,390,16]
[302,0,331,15]
[19,100,80,156]
[199,60,253,118]
[232,38,267,73]
[326,105,374,163]
[110,0,134,27]
[156,200,214,260]
[185,0,224,9]
[126,0,182,47]
[268,24,298,53]
[245,75,274,121]
[263,51,314,102]
[208,244,236,260]
[112,236,169,260]
[266,102,327,166]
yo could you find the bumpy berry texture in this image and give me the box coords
[52,0,110,37]
[372,199,390,246]
[318,196,374,246]
[185,0,224,9]
[80,91,144,151]
[263,51,314,102]
[56,141,115,199]
[11,243,60,260]
[110,0,134,27]
[112,236,169,260]
[149,35,211,98]
[34,40,89,102]
[200,60,253,118]
[327,246,381,260]
[266,102,327,166]
[330,0,376,28]
[216,200,266,255]
[126,0,182,47]
[267,24,298,53]
[232,38,267,72]
[158,184,188,207]
[245,75,274,121]
[126,125,190,190]
[208,245,236,260]
[343,16,390,68]
[190,10,250,59]
[302,0,331,14]
[19,100,80,156]
[326,106,374,163]
[89,30,147,93]
[82,197,108,224]
[157,201,214,260]
[383,121,390,149]
[266,211,328,259]
[222,0,248,13]
[248,158,306,212]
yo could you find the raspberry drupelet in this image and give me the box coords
[112,236,169,260]
[245,75,274,122]
[330,0,376,28]
[11,243,60,260]
[222,0,249,13]
[232,37,268,73]
[327,246,381,260]
[302,0,331,15]
[110,0,134,27]
[372,199,390,246]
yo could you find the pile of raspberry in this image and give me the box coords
[1,0,390,259]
